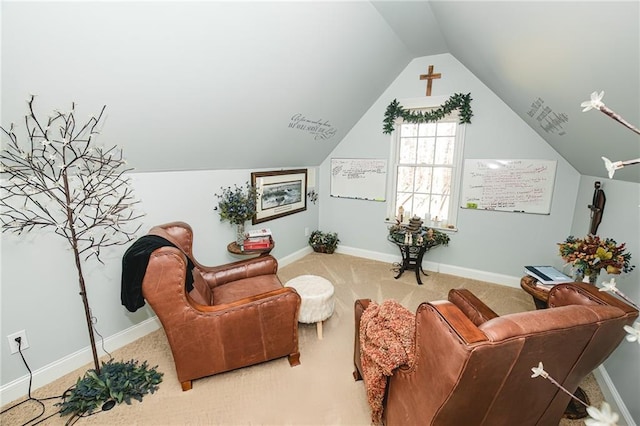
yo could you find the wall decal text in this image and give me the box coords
[527,97,568,136]
[288,113,337,140]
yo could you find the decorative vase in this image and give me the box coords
[235,222,245,247]
[586,271,599,285]
[578,271,599,285]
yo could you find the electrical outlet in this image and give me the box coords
[7,330,29,354]
[304,227,310,237]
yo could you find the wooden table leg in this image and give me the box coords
[564,387,590,419]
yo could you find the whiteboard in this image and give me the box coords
[330,158,387,201]
[461,159,556,214]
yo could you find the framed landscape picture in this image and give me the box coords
[251,169,307,224]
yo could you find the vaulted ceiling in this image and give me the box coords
[376,0,639,183]
[2,1,638,182]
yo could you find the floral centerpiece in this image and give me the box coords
[214,182,257,245]
[388,224,450,247]
[558,235,634,283]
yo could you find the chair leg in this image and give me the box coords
[181,380,193,391]
[288,352,301,366]
[353,367,363,381]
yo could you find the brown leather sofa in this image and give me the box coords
[353,283,638,425]
[140,222,301,391]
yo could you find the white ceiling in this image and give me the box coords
[424,1,640,183]
[2,1,638,182]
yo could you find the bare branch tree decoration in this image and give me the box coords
[1,95,144,372]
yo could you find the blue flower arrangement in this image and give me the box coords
[214,182,258,225]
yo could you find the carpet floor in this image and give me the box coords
[1,253,603,425]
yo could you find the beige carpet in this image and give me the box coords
[1,253,603,425]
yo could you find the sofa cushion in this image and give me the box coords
[188,267,213,305]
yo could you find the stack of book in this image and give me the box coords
[243,228,273,250]
[524,265,572,287]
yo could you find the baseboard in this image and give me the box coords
[0,316,161,405]
[593,365,636,426]
[278,246,313,268]
[336,245,521,288]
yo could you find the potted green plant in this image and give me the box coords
[309,230,340,254]
[57,359,163,418]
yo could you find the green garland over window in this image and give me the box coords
[383,92,473,134]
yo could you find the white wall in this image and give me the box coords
[0,167,318,396]
[571,175,640,423]
[318,54,581,282]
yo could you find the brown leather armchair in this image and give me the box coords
[353,283,638,425]
[140,222,301,391]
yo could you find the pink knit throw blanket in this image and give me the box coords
[359,300,416,425]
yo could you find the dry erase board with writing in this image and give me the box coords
[461,159,556,214]
[330,158,387,201]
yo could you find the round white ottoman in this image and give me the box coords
[285,275,335,339]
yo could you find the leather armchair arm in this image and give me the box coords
[549,282,638,317]
[448,288,499,326]
[192,286,299,313]
[198,255,279,287]
[428,300,489,344]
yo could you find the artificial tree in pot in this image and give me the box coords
[1,95,162,416]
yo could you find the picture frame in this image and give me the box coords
[251,169,307,224]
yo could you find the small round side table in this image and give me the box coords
[226,239,274,257]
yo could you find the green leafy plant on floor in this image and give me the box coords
[57,359,163,417]
[309,230,340,254]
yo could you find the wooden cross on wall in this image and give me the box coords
[420,65,441,96]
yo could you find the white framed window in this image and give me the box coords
[386,97,466,230]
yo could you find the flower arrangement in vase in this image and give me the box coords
[214,182,257,245]
[558,235,634,284]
